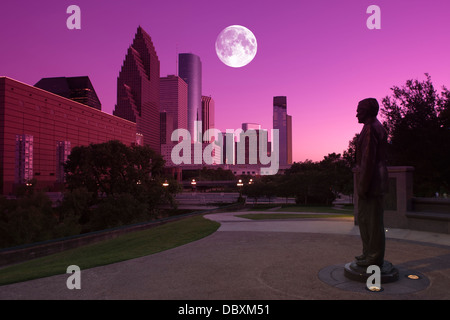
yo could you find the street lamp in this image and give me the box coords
[162,180,169,187]
[191,179,197,191]
[249,178,253,185]
[237,179,244,203]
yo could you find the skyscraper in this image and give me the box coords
[114,26,160,152]
[201,95,215,142]
[178,53,202,142]
[160,111,174,145]
[287,114,292,164]
[273,96,292,166]
[160,75,188,143]
[35,76,101,110]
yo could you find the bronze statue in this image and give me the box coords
[354,98,389,267]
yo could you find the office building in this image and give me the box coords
[35,76,102,110]
[160,75,188,143]
[237,123,271,165]
[201,95,215,142]
[0,77,138,195]
[160,111,174,145]
[114,26,160,153]
[178,53,202,142]
[273,96,292,166]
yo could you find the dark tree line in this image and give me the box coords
[381,74,450,196]
[242,153,354,205]
[0,141,180,248]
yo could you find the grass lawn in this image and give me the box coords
[249,205,353,214]
[236,213,354,220]
[274,206,353,214]
[0,215,220,286]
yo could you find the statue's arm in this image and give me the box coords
[358,126,377,199]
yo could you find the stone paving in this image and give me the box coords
[0,211,449,300]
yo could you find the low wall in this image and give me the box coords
[353,166,450,234]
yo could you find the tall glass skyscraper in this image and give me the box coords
[178,53,202,142]
[273,96,292,165]
[114,26,160,153]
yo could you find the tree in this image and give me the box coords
[242,180,264,204]
[0,191,57,247]
[284,160,336,205]
[65,141,165,198]
[63,140,177,231]
[319,153,353,200]
[380,74,450,196]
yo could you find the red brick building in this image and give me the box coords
[0,77,138,195]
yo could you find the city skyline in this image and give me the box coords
[1,1,450,162]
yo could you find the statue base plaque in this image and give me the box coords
[344,260,399,283]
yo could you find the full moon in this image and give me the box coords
[215,25,257,68]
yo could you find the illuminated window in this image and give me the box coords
[56,141,71,183]
[136,133,144,146]
[15,134,34,184]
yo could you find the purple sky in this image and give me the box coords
[1,0,450,162]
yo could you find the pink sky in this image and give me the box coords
[1,0,450,162]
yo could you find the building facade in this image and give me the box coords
[273,96,292,166]
[160,75,188,144]
[178,53,202,142]
[34,76,102,110]
[114,26,160,153]
[0,77,138,195]
[201,95,215,142]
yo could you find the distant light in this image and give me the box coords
[367,286,383,292]
[162,180,169,187]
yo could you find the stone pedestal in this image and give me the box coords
[344,260,399,283]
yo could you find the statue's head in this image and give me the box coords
[357,98,379,123]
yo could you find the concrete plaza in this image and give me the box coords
[0,210,449,300]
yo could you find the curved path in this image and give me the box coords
[1,211,450,300]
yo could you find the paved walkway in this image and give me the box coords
[1,211,449,300]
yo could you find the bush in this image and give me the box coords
[85,193,150,232]
[0,192,57,248]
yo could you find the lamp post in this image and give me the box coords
[191,179,197,192]
[237,179,244,202]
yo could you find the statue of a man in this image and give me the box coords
[354,98,389,267]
